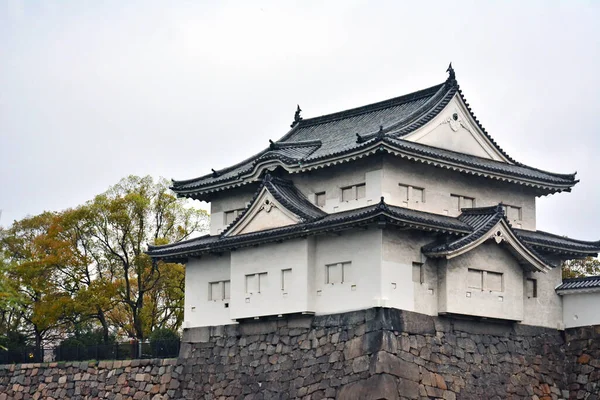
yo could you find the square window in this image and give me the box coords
[315,192,326,207]
[356,184,366,199]
[398,184,409,202]
[412,187,425,203]
[486,271,503,292]
[450,194,460,211]
[341,186,354,202]
[258,272,268,293]
[526,278,537,298]
[223,280,230,300]
[412,262,424,284]
[462,197,474,209]
[468,269,483,290]
[341,262,352,283]
[209,282,222,301]
[326,263,342,284]
[246,274,258,294]
[225,211,237,225]
[281,269,292,291]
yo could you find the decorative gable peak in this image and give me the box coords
[223,174,326,237]
[423,204,552,272]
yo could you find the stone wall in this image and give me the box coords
[1,309,598,399]
[565,325,600,398]
[0,358,181,400]
[179,308,569,399]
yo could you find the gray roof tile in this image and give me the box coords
[556,276,600,292]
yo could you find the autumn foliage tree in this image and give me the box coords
[0,175,208,352]
[562,256,600,279]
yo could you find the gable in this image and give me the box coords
[403,95,512,163]
[225,189,301,236]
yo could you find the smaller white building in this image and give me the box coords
[557,276,600,328]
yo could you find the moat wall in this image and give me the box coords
[1,308,598,399]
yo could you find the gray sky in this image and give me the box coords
[1,1,599,240]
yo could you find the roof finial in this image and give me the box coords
[376,125,385,139]
[290,105,303,128]
[211,168,219,178]
[269,139,275,150]
[446,62,456,81]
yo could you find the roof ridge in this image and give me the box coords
[459,204,504,215]
[296,82,445,128]
[562,275,600,283]
[519,229,600,245]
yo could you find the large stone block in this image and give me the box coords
[370,351,419,382]
[337,373,400,400]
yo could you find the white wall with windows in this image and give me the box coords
[522,267,563,329]
[382,156,537,230]
[184,254,233,328]
[312,229,383,314]
[229,238,316,320]
[439,242,525,321]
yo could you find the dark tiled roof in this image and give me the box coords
[515,229,600,256]
[556,275,600,292]
[422,205,552,268]
[146,200,470,261]
[172,82,450,192]
[171,70,577,197]
[422,205,505,255]
[383,137,576,187]
[218,174,326,237]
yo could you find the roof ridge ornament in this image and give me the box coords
[446,62,456,81]
[290,105,303,128]
[376,125,385,140]
[211,169,219,178]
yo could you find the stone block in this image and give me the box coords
[337,373,400,400]
[287,315,313,329]
[238,321,278,336]
[182,327,211,343]
[370,351,420,382]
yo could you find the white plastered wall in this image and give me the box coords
[229,238,315,320]
[312,229,383,314]
[184,255,233,328]
[291,158,383,214]
[381,229,438,313]
[440,242,525,321]
[403,94,509,162]
[209,185,257,235]
[562,291,600,328]
[522,266,564,329]
[382,156,537,230]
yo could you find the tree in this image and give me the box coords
[0,175,209,352]
[562,257,600,279]
[0,212,74,358]
[82,175,208,340]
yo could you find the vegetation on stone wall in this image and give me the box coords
[0,175,209,357]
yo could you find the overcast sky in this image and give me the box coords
[1,1,599,240]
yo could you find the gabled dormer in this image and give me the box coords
[223,174,326,236]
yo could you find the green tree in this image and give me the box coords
[0,212,73,356]
[82,175,207,340]
[562,256,600,279]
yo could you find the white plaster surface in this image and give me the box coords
[382,156,537,230]
[562,291,600,328]
[522,266,564,329]
[312,229,383,314]
[229,238,315,320]
[440,242,525,321]
[403,95,510,162]
[184,255,234,328]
